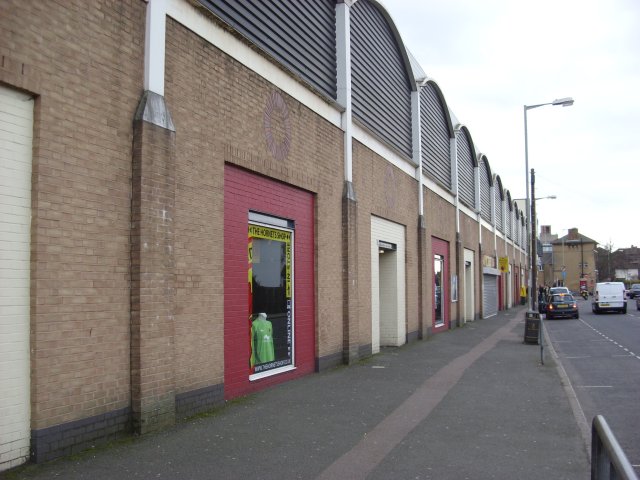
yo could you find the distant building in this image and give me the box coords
[539,225,558,288]
[598,245,640,282]
[549,228,598,292]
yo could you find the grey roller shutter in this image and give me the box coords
[483,274,498,318]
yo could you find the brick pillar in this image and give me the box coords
[342,181,359,364]
[417,214,427,339]
[131,91,176,434]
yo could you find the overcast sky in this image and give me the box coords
[381,0,640,249]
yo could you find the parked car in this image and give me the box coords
[539,287,571,313]
[628,284,640,299]
[592,282,627,314]
[546,293,579,319]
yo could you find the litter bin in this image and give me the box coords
[524,311,540,344]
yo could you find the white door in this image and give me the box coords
[370,216,405,353]
[0,85,33,471]
[463,249,475,322]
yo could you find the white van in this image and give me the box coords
[592,282,627,314]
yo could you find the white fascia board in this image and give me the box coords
[479,218,493,232]
[483,266,501,276]
[459,203,477,221]
[352,124,417,179]
[165,0,342,129]
[421,174,456,207]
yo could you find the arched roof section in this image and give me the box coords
[493,175,504,232]
[479,155,493,223]
[455,126,476,209]
[456,126,478,166]
[493,175,504,200]
[366,1,420,89]
[420,80,455,139]
[198,0,337,99]
[478,154,493,185]
[505,190,513,239]
[351,0,414,157]
[421,80,455,189]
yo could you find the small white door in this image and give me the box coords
[370,216,405,353]
[464,249,475,322]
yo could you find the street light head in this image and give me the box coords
[552,97,574,107]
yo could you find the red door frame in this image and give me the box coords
[432,237,450,331]
[224,165,315,399]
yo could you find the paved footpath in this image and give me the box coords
[6,307,590,480]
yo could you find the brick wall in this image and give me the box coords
[0,1,144,433]
[352,143,420,344]
[163,18,343,393]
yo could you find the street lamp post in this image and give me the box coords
[524,97,574,311]
[523,97,573,363]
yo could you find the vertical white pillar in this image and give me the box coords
[336,1,354,184]
[451,136,459,233]
[412,87,423,216]
[144,0,167,96]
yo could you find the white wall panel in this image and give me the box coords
[0,85,33,471]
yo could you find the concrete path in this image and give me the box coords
[7,307,590,480]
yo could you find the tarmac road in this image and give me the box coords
[545,297,640,477]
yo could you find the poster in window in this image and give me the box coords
[248,224,293,376]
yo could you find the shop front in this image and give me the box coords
[224,166,315,399]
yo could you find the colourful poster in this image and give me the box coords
[248,224,293,375]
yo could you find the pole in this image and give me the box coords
[581,238,584,279]
[530,169,537,311]
[531,169,543,364]
[524,106,532,310]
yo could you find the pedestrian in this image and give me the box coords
[520,284,527,305]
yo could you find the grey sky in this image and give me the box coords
[382,0,640,248]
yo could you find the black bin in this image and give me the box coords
[524,311,540,344]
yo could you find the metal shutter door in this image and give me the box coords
[0,85,33,471]
[483,274,498,318]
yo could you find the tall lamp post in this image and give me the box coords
[524,97,574,311]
